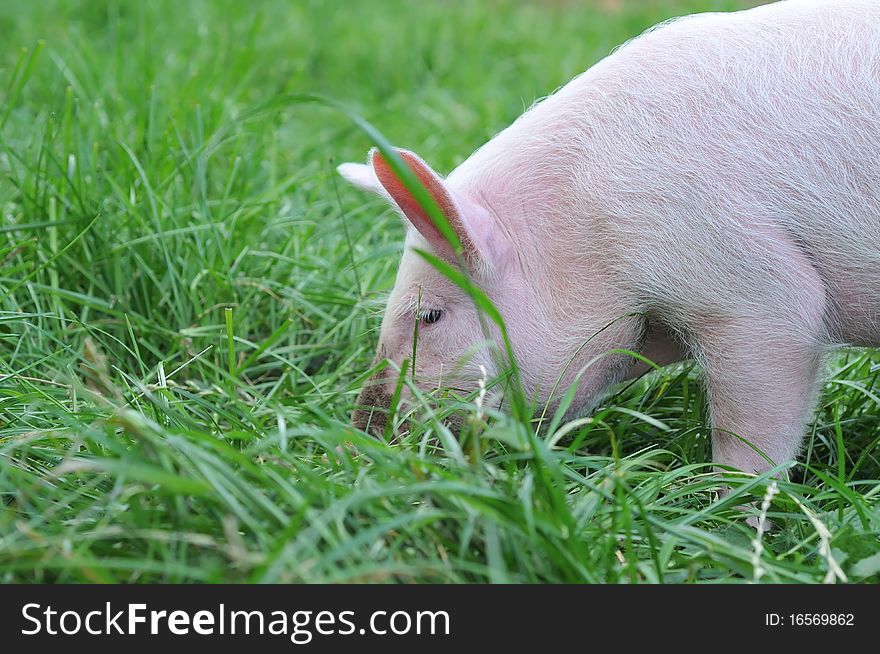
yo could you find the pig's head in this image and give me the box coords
[339,147,644,435]
[339,148,519,434]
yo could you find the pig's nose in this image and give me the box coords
[351,381,393,436]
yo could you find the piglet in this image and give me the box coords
[339,0,880,475]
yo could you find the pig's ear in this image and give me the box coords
[369,148,501,265]
[336,162,390,199]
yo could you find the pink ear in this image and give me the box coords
[371,149,478,260]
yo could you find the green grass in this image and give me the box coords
[1,0,878,584]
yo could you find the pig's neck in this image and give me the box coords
[449,91,611,316]
[449,77,602,264]
[447,88,642,408]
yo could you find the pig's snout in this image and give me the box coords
[352,377,392,436]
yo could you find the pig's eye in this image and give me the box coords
[419,309,444,325]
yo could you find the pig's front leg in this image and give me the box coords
[693,318,826,475]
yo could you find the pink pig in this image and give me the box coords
[339,0,879,475]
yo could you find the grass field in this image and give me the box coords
[1,0,878,583]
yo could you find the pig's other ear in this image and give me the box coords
[369,147,504,267]
[336,161,390,200]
